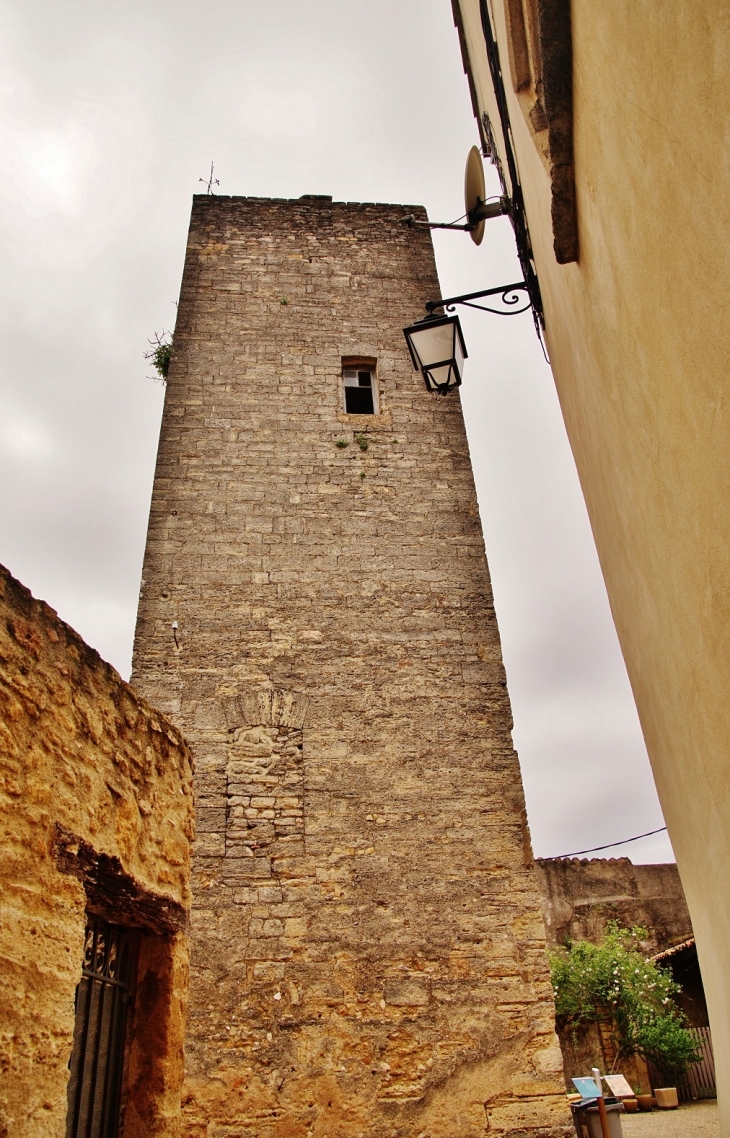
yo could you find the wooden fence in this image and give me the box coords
[677,1026,716,1101]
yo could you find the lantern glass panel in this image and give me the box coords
[425,363,455,391]
[408,321,455,373]
[454,329,465,375]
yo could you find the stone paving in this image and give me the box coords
[621,1100,718,1137]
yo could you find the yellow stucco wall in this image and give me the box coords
[456,0,730,1128]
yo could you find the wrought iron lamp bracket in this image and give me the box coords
[425,281,531,318]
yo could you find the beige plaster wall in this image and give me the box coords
[0,564,194,1137]
[455,0,730,1128]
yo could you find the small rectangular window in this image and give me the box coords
[342,366,377,415]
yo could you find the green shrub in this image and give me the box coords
[549,923,700,1083]
[145,332,173,383]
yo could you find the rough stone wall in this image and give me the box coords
[0,564,194,1138]
[132,195,570,1138]
[534,857,693,953]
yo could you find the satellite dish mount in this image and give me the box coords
[402,147,532,321]
[402,146,508,237]
[401,147,544,391]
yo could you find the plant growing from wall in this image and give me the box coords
[549,923,700,1084]
[145,331,173,383]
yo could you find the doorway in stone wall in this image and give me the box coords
[65,917,138,1138]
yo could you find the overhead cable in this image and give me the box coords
[552,826,668,859]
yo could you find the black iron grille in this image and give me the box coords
[65,919,134,1138]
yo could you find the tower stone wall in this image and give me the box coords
[131,194,569,1137]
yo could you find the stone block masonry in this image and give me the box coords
[0,563,194,1138]
[131,194,570,1137]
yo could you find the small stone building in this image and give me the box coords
[131,194,571,1138]
[534,856,693,955]
[0,564,194,1138]
[535,857,711,1093]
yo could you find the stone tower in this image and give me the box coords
[131,195,569,1138]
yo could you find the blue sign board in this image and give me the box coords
[572,1077,601,1099]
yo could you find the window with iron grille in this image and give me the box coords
[65,918,136,1138]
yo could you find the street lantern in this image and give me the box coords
[403,313,468,395]
[400,147,544,394]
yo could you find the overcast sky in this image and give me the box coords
[0,0,673,863]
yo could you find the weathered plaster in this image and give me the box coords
[453,1,730,1126]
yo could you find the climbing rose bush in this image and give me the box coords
[549,923,700,1084]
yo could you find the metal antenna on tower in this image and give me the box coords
[199,162,220,195]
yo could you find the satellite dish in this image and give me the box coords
[465,145,487,246]
[464,145,508,244]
